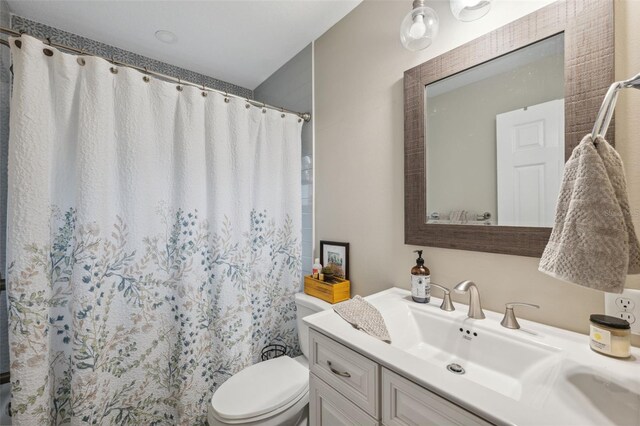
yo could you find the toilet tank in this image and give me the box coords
[295,292,331,359]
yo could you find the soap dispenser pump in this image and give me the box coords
[411,250,431,303]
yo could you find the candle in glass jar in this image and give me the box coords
[589,314,631,358]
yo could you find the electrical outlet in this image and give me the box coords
[605,289,640,335]
[615,312,636,324]
[615,297,635,312]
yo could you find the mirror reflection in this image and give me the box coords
[426,34,565,227]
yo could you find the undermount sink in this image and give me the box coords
[390,304,563,405]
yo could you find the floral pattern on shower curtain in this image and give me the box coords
[6,35,302,425]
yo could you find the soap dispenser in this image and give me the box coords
[411,250,431,303]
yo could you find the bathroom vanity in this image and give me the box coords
[304,288,640,426]
[307,327,489,425]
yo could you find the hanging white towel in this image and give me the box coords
[539,135,640,293]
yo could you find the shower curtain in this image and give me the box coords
[6,35,302,425]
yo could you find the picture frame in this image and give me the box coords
[320,240,350,280]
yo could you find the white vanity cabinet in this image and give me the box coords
[308,329,492,426]
[310,373,379,426]
[382,368,492,426]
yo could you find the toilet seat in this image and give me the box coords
[210,356,309,423]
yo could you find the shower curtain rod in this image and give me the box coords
[0,28,312,123]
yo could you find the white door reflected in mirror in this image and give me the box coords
[496,99,565,227]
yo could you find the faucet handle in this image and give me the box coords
[430,283,455,312]
[501,302,540,329]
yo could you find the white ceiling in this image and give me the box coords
[6,0,362,90]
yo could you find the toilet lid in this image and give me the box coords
[210,356,308,421]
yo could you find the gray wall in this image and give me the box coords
[254,44,313,281]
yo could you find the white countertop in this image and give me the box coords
[304,287,640,426]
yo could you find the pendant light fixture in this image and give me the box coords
[400,0,439,51]
[450,0,492,22]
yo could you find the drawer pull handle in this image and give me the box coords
[327,361,351,378]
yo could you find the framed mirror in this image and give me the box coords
[404,0,614,257]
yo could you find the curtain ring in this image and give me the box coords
[142,66,150,82]
[177,77,183,92]
[14,32,24,49]
[109,56,118,73]
[77,48,87,65]
[201,84,207,97]
[245,99,251,109]
[42,36,54,56]
[224,92,230,103]
[262,102,267,114]
[281,107,285,118]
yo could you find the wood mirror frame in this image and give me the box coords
[404,0,614,257]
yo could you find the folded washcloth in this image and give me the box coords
[333,296,391,343]
[539,135,640,293]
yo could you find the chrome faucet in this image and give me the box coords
[453,280,485,319]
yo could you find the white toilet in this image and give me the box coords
[208,292,331,426]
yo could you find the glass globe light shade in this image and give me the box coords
[400,5,439,51]
[450,0,492,22]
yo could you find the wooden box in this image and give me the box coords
[304,275,350,304]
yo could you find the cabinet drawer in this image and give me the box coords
[309,329,379,417]
[310,373,379,426]
[382,368,492,426]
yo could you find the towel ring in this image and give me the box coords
[592,72,640,141]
